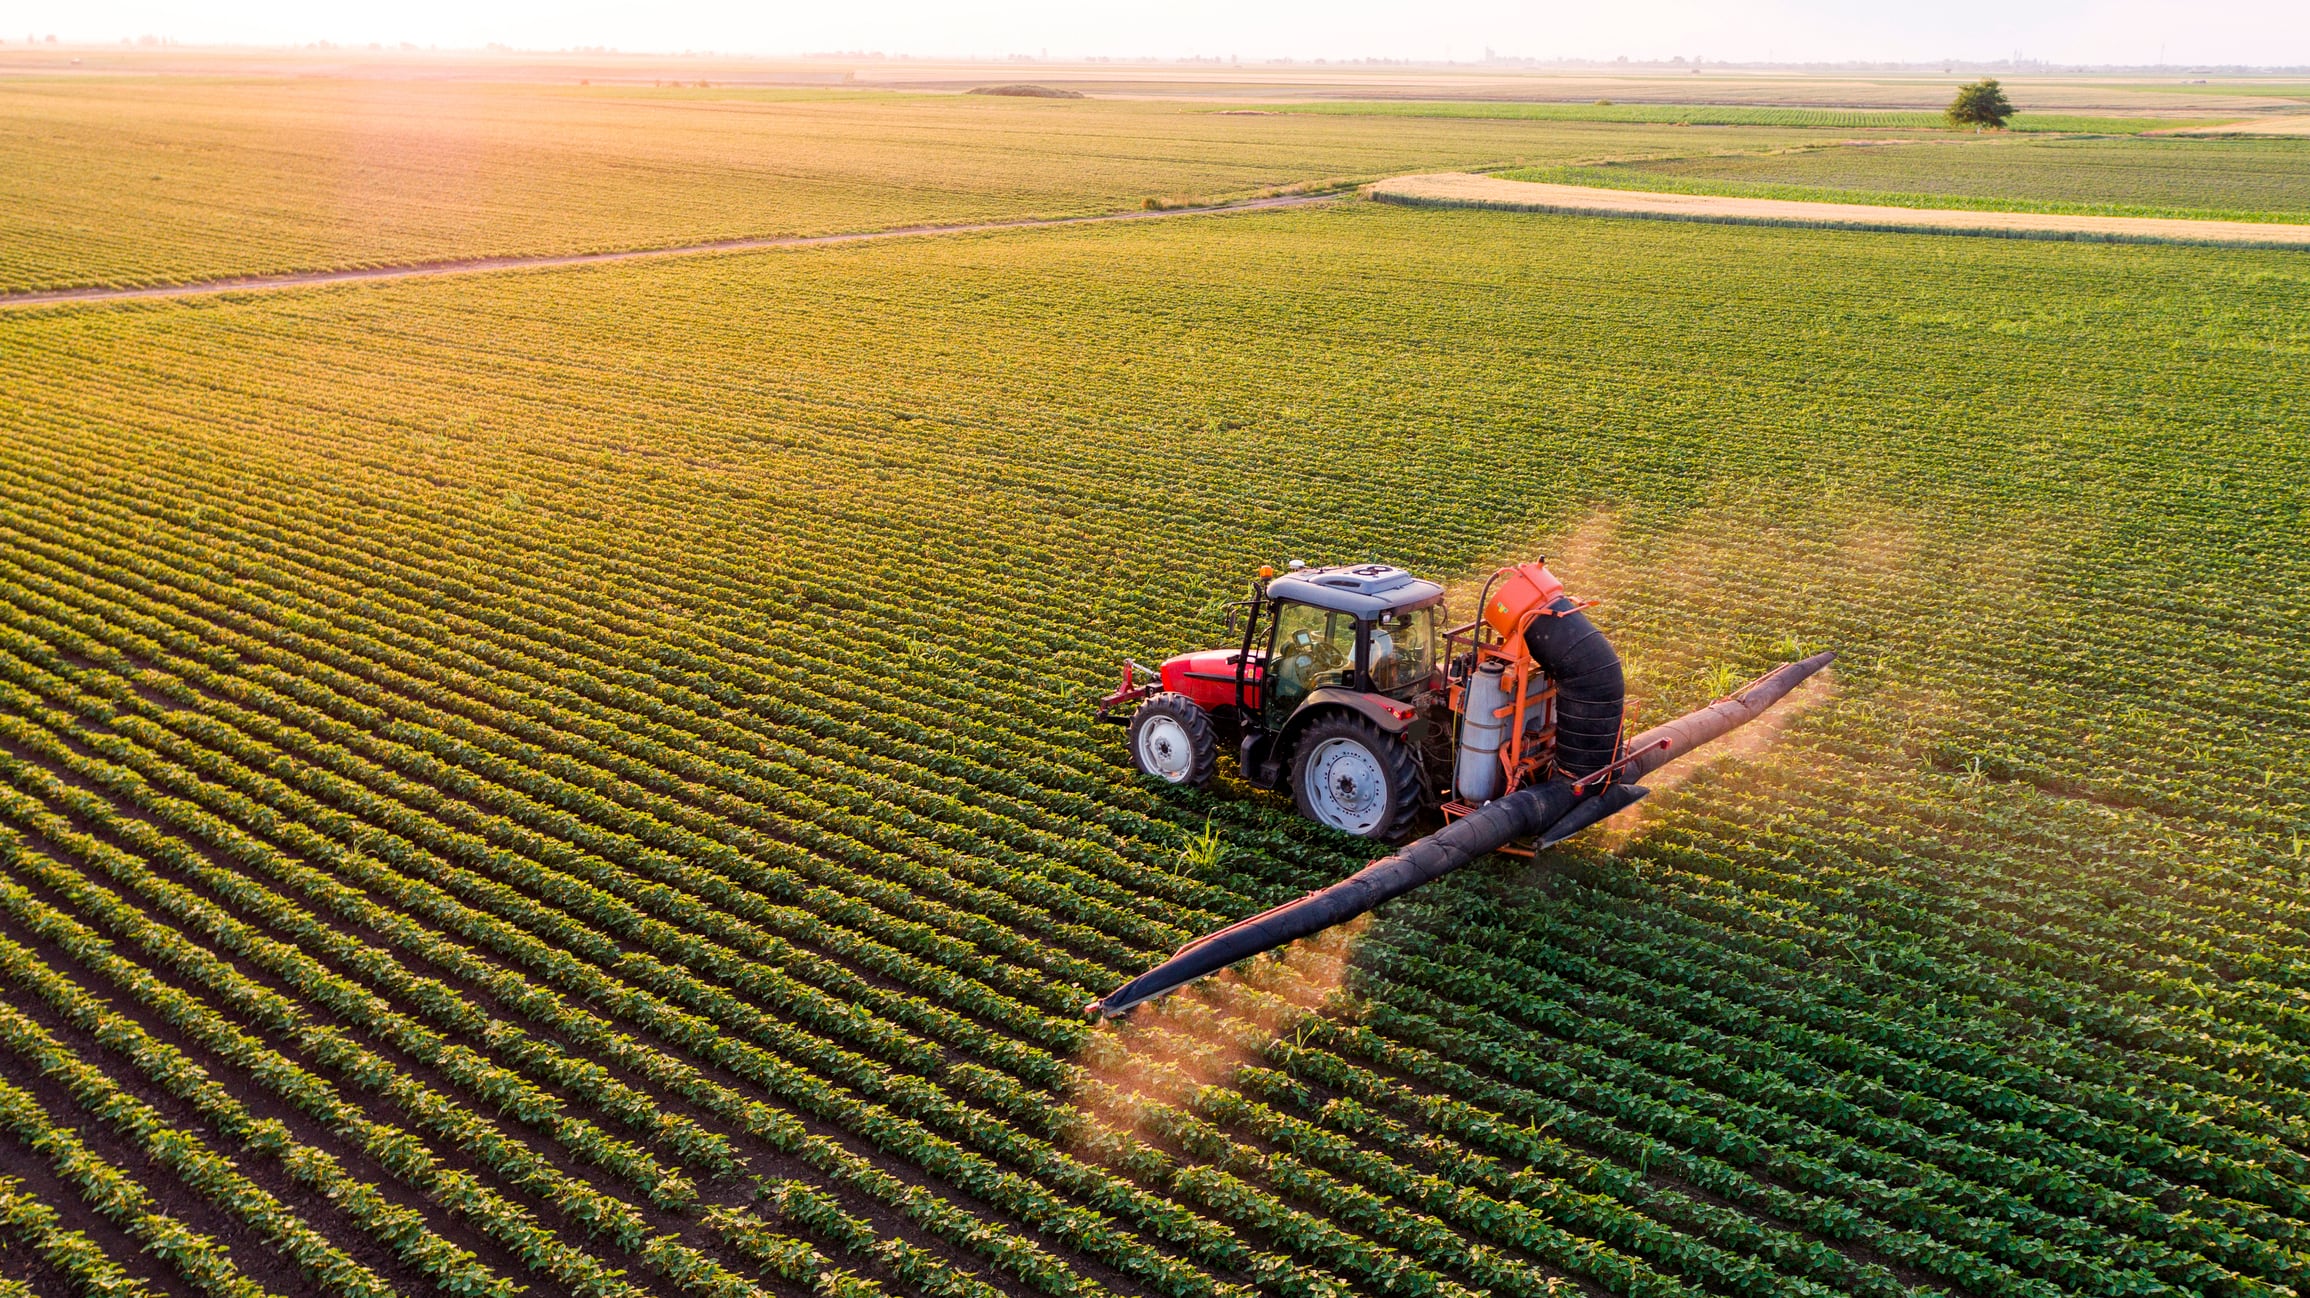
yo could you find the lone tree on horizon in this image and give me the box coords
[1947,78,2016,131]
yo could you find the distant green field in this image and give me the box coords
[0,77,1832,293]
[1257,99,2224,134]
[1499,133,2310,222]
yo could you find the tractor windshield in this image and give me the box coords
[1365,605,1438,693]
[1267,601,1356,718]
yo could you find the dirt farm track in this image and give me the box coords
[1371,172,2310,248]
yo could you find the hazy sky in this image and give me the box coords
[8,0,2305,68]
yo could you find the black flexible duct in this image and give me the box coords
[1086,779,1640,1018]
[1524,595,1624,776]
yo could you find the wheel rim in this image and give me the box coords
[1303,736,1390,835]
[1136,715,1197,782]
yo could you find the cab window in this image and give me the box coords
[1365,606,1437,693]
[1268,601,1356,716]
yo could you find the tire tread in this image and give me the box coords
[1126,693,1218,787]
[1289,713,1422,841]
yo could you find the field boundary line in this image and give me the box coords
[1368,173,2310,250]
[0,193,1335,309]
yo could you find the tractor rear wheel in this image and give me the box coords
[1128,694,1217,787]
[1291,714,1422,840]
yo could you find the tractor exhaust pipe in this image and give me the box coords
[1084,650,1834,1020]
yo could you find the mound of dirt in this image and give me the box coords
[965,84,1086,99]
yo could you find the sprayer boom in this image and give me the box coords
[1085,650,1834,1020]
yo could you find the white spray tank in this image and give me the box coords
[1454,660,1512,803]
[1455,661,1556,804]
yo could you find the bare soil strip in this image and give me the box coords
[1370,172,2310,249]
[0,193,1332,309]
[2153,115,2310,137]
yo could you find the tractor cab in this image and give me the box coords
[1260,565,1444,721]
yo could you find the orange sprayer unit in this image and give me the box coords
[1443,561,1607,815]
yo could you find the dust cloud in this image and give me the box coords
[1595,667,1840,847]
[1441,508,1621,623]
[1463,502,1937,844]
[1070,915,1367,1132]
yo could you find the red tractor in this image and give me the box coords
[1097,560,1629,841]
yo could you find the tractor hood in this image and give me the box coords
[1161,648,1260,712]
[1159,648,1251,686]
[1266,564,1446,619]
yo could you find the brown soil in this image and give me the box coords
[2152,114,2310,136]
[1370,172,2310,249]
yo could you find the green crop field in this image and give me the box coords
[0,77,1840,293]
[1,66,2307,1298]
[1260,100,2221,134]
[1500,135,2310,223]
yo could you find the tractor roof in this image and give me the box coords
[1266,564,1446,619]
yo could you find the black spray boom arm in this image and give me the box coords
[1085,650,1836,1020]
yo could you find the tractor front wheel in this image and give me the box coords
[1128,693,1217,787]
[1291,714,1422,840]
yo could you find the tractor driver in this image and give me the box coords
[1269,604,1347,711]
[1366,622,1399,690]
[1365,609,1432,692]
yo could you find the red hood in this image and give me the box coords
[1163,648,1243,678]
[1161,648,1262,711]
